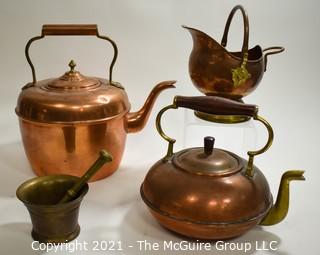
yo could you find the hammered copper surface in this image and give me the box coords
[183,5,284,99]
[184,26,262,99]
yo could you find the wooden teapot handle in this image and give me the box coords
[25,24,118,85]
[221,5,249,59]
[174,96,257,117]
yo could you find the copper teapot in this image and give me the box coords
[15,24,175,181]
[141,96,305,239]
[183,5,284,100]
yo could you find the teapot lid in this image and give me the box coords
[44,60,101,91]
[173,136,242,176]
[16,61,130,124]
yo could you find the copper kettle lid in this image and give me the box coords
[173,136,242,176]
[16,24,131,124]
[44,60,101,91]
[16,61,130,124]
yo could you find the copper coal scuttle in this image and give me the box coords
[184,5,284,99]
[15,24,175,181]
[141,96,305,240]
[183,5,284,123]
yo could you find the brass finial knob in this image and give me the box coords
[68,60,76,72]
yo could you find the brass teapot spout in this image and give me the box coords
[260,170,305,226]
[126,80,176,133]
[141,96,306,240]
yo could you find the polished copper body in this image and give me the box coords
[18,116,126,181]
[141,96,305,239]
[16,175,88,243]
[141,156,272,240]
[17,79,174,181]
[184,5,284,99]
[16,24,175,181]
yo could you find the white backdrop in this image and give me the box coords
[0,0,319,254]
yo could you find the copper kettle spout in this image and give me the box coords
[260,170,305,226]
[126,81,176,133]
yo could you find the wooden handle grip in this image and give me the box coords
[174,96,258,116]
[42,24,98,36]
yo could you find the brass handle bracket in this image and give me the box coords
[156,96,274,170]
[262,46,285,72]
[156,103,178,160]
[246,114,274,177]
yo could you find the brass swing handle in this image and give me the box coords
[221,6,285,74]
[221,5,249,61]
[156,96,274,177]
[25,24,118,85]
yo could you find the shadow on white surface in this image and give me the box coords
[0,141,34,198]
[0,141,291,255]
[0,222,41,255]
[69,164,289,255]
[117,202,287,255]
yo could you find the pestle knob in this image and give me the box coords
[58,150,112,204]
[204,136,215,155]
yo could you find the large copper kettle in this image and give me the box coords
[141,96,305,239]
[183,5,284,100]
[15,24,175,181]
